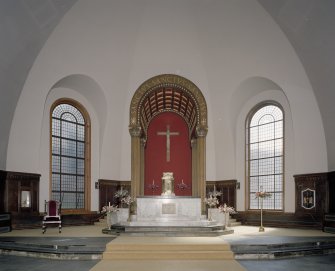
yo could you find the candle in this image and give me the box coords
[108,202,110,207]
[153,179,155,185]
[182,179,184,184]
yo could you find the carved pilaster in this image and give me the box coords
[196,136,206,214]
[140,138,146,195]
[191,139,198,197]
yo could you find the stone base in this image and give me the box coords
[128,220,218,227]
[104,223,234,237]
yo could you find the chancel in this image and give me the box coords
[1,1,335,271]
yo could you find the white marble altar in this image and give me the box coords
[136,196,201,221]
[125,196,221,227]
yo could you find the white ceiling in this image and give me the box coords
[258,0,335,170]
[0,0,334,170]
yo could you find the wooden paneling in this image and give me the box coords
[206,180,237,208]
[328,171,335,213]
[234,211,322,229]
[0,170,40,214]
[294,172,328,217]
[98,179,131,211]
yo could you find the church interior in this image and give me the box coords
[1,0,335,270]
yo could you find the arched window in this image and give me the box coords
[246,104,284,210]
[51,100,90,211]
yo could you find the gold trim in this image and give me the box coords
[129,74,208,200]
[129,74,208,134]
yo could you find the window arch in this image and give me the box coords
[246,103,284,210]
[50,99,91,211]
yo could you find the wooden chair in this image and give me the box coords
[42,200,61,234]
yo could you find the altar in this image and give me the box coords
[110,172,226,228]
[136,196,201,221]
[127,196,216,227]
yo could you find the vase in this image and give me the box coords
[127,207,131,222]
[259,197,265,232]
[208,207,214,221]
[224,212,229,228]
[106,212,112,229]
[106,212,117,229]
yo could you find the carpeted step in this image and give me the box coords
[102,236,234,260]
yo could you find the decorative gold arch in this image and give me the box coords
[129,74,208,212]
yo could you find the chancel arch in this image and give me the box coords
[129,74,208,205]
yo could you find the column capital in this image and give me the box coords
[129,125,142,137]
[196,125,208,137]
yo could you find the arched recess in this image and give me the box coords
[51,74,107,154]
[129,74,208,204]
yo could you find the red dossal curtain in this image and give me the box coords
[144,112,192,196]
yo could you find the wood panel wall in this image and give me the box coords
[0,170,40,214]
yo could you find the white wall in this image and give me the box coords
[6,0,327,212]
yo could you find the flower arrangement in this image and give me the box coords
[101,204,118,214]
[255,191,272,199]
[218,203,236,214]
[209,190,222,197]
[208,185,222,197]
[204,195,219,208]
[114,188,129,199]
[121,195,135,206]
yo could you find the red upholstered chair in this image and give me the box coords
[42,200,62,234]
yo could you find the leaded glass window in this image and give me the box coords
[247,104,284,210]
[51,103,86,209]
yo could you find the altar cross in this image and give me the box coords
[157,125,179,162]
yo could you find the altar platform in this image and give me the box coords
[105,196,232,236]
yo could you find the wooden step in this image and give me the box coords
[228,218,242,227]
[103,236,234,260]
